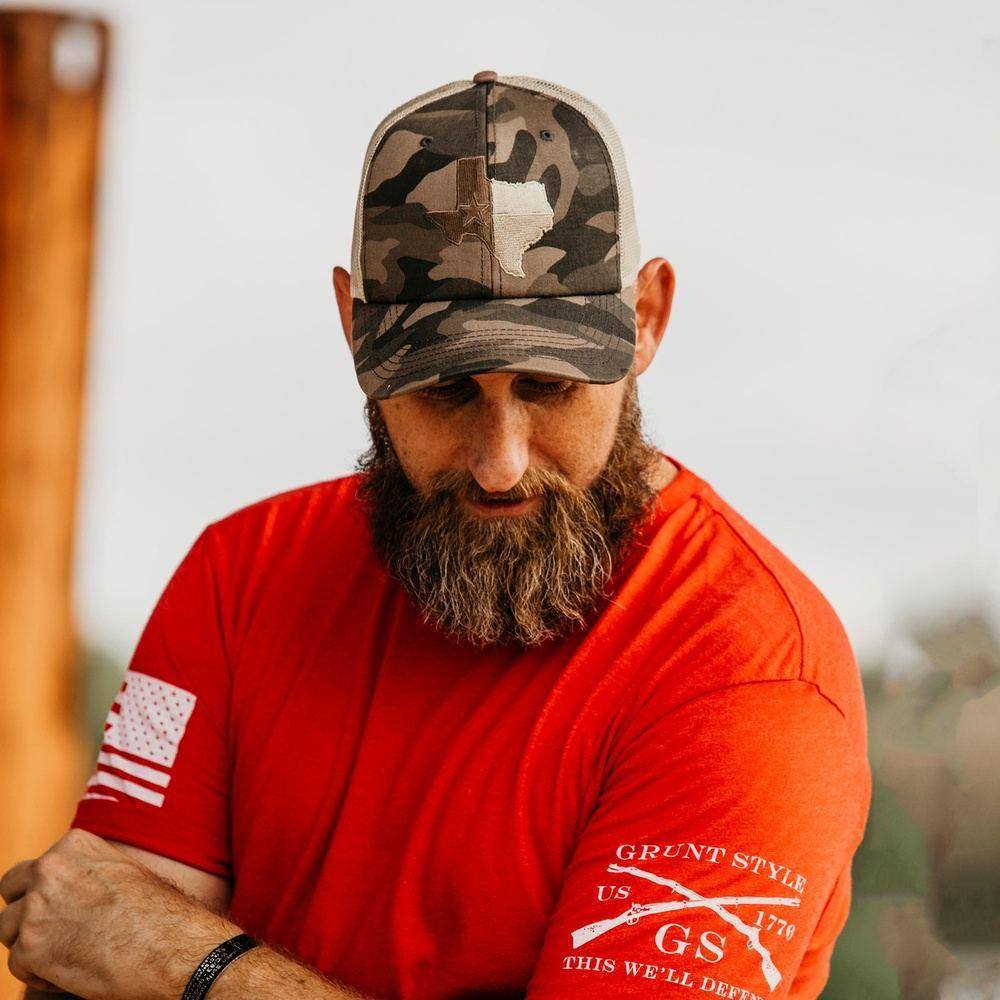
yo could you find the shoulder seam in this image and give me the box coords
[700,500,808,685]
[664,676,848,723]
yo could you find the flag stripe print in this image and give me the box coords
[84,669,197,808]
[87,769,165,807]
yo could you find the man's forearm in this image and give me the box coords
[201,939,374,1000]
[163,909,375,1000]
[20,919,375,1000]
[20,954,371,1000]
[10,843,374,1000]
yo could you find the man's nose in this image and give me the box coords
[466,402,530,493]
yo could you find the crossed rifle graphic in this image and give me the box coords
[570,864,801,992]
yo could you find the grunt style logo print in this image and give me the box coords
[572,864,799,992]
[566,844,812,995]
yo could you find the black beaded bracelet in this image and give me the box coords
[180,933,260,1000]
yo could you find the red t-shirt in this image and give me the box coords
[70,453,871,999]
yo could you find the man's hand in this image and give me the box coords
[0,828,237,999]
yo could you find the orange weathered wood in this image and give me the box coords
[0,10,108,997]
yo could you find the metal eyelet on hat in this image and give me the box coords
[420,136,433,148]
[539,129,554,141]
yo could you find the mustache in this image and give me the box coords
[425,466,583,506]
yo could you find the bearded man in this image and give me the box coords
[1,72,870,1000]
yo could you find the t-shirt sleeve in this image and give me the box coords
[524,679,870,999]
[69,527,233,879]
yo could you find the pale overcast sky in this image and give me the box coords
[26,0,999,666]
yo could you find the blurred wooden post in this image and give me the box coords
[0,11,109,993]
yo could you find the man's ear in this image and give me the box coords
[332,266,353,351]
[632,257,676,377]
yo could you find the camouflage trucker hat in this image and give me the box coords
[349,71,641,399]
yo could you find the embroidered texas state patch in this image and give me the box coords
[426,155,553,278]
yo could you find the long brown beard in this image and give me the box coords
[355,374,662,647]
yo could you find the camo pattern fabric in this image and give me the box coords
[351,80,635,399]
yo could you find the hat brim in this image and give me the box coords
[351,288,636,400]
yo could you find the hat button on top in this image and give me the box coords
[473,70,498,84]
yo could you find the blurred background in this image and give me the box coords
[0,1,997,996]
